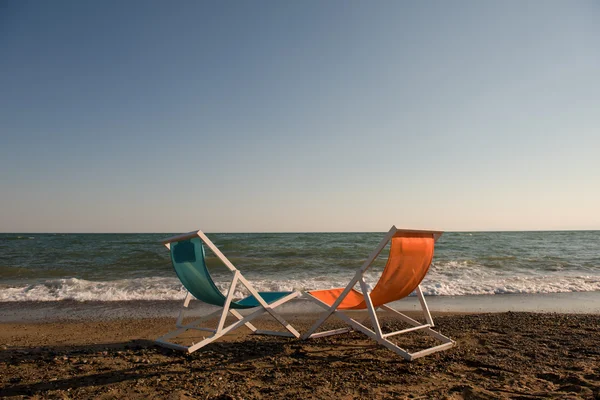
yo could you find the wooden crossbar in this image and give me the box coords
[382,324,431,338]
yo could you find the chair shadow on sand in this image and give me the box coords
[1,333,411,397]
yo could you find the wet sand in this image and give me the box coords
[3,292,600,324]
[1,312,600,399]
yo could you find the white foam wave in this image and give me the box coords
[1,268,599,302]
[421,261,600,296]
[0,277,187,302]
[0,276,354,302]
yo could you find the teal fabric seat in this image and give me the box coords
[171,237,292,309]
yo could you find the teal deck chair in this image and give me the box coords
[155,230,300,353]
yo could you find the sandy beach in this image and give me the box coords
[3,0,599,398]
[1,311,599,399]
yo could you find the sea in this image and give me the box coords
[1,231,599,319]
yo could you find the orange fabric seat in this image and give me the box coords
[309,232,435,310]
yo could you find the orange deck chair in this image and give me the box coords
[301,226,455,361]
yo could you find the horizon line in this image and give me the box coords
[1,228,599,234]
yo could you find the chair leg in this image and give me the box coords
[156,306,269,353]
[302,294,455,361]
[259,292,301,338]
[156,293,302,352]
[302,296,362,339]
[229,309,258,332]
[236,278,301,338]
[415,285,434,326]
[175,292,193,327]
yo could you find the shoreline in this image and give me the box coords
[1,291,599,323]
[1,312,599,398]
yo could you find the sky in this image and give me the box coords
[1,1,599,233]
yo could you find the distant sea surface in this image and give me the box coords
[0,231,599,302]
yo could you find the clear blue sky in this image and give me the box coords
[1,1,599,232]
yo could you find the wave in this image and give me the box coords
[0,277,187,302]
[1,272,600,302]
[0,236,35,241]
[420,275,600,296]
[0,265,74,279]
[422,261,600,295]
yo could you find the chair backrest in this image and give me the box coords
[368,231,435,307]
[315,230,436,310]
[168,234,278,310]
[170,237,228,307]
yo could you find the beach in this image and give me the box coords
[1,310,600,399]
[1,232,600,398]
[3,0,600,397]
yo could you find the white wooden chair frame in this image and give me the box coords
[156,230,300,354]
[301,226,455,361]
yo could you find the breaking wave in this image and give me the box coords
[1,272,600,302]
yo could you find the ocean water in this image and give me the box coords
[0,231,599,303]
